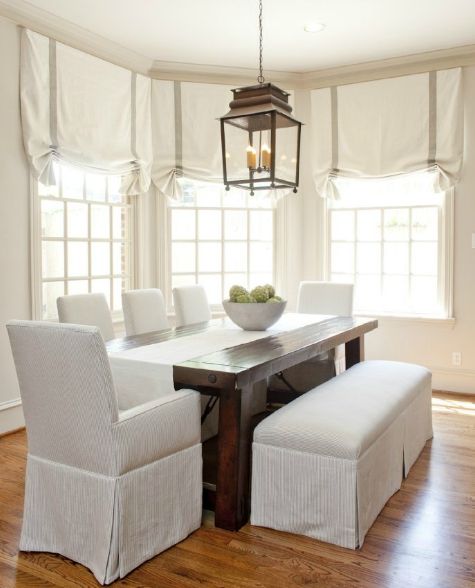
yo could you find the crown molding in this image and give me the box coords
[149,59,301,88]
[0,0,153,75]
[1,0,475,88]
[299,44,475,89]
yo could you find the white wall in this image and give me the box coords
[303,66,475,394]
[0,17,30,433]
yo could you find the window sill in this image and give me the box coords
[356,313,456,328]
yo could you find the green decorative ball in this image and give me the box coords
[264,284,275,298]
[250,285,270,303]
[267,296,282,303]
[229,285,248,302]
[236,293,255,303]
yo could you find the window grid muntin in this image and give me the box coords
[39,166,132,320]
[169,191,275,310]
[328,203,441,315]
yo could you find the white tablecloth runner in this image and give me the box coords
[109,313,332,410]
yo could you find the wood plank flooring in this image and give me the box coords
[0,392,474,587]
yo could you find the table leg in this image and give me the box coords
[345,335,365,369]
[214,382,253,531]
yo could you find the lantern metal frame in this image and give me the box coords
[219,1,303,195]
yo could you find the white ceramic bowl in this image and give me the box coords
[223,299,287,331]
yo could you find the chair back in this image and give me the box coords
[57,293,115,341]
[172,285,211,327]
[7,321,118,473]
[297,281,354,316]
[122,289,168,336]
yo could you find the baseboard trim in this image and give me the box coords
[0,398,24,436]
[430,368,475,395]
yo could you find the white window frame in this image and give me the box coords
[31,169,136,322]
[167,190,276,312]
[324,189,454,320]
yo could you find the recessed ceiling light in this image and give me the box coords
[304,22,326,33]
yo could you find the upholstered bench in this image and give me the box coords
[251,360,433,549]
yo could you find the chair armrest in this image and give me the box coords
[109,356,175,411]
[113,388,201,475]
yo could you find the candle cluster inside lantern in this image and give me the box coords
[220,83,302,195]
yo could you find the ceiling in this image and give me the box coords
[25,0,475,73]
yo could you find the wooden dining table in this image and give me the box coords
[107,313,378,532]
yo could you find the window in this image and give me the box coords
[326,172,452,317]
[37,163,133,320]
[168,180,274,308]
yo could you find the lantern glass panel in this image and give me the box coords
[274,113,299,185]
[223,121,250,183]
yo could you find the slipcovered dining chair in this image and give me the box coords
[7,320,202,585]
[269,281,354,399]
[122,288,169,336]
[57,293,115,341]
[172,285,211,328]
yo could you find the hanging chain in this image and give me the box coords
[257,0,265,84]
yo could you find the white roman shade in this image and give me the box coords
[311,68,463,198]
[152,80,232,200]
[21,29,152,195]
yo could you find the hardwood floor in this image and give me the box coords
[0,392,474,587]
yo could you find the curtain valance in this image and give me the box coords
[151,80,233,200]
[310,68,463,197]
[21,29,152,195]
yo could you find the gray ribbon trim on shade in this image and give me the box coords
[49,38,58,149]
[173,80,184,176]
[330,85,339,172]
[428,70,437,166]
[131,72,139,161]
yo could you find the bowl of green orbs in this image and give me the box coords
[223,284,286,330]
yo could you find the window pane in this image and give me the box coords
[250,273,273,289]
[86,174,106,202]
[411,242,438,276]
[331,243,354,274]
[412,208,438,241]
[67,242,88,277]
[198,274,222,304]
[357,210,380,242]
[42,281,64,319]
[108,176,123,203]
[91,242,110,276]
[198,242,221,272]
[332,211,354,241]
[250,211,273,241]
[91,278,111,305]
[61,165,83,199]
[172,242,196,273]
[172,209,196,240]
[249,242,273,273]
[42,241,64,278]
[224,210,247,240]
[41,200,64,237]
[196,187,221,208]
[356,243,381,274]
[172,274,196,290]
[113,242,126,275]
[112,278,125,311]
[67,202,88,238]
[224,242,247,272]
[331,273,354,284]
[223,190,247,208]
[384,209,409,241]
[67,280,89,295]
[411,276,438,311]
[91,205,110,239]
[198,210,221,240]
[383,242,409,275]
[355,275,381,310]
[383,275,410,310]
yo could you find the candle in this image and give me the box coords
[246,145,257,169]
[261,144,271,169]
